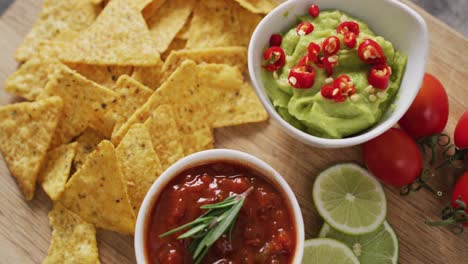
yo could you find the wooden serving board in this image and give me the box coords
[0,1,467,263]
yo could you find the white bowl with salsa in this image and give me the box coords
[135,149,305,264]
[248,0,428,148]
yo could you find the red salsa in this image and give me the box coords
[145,162,296,264]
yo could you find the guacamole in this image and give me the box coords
[262,10,407,139]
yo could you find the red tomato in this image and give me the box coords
[363,128,423,187]
[452,172,468,226]
[454,111,468,150]
[399,73,449,138]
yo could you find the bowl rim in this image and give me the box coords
[248,0,429,148]
[134,149,305,264]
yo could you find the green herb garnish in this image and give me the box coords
[159,187,254,264]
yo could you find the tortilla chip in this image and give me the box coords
[132,0,154,10]
[186,0,262,49]
[14,0,99,62]
[161,47,247,81]
[5,54,53,101]
[175,14,192,40]
[183,126,215,155]
[107,75,153,134]
[73,128,106,172]
[147,0,195,53]
[65,64,134,91]
[44,203,100,264]
[131,61,163,90]
[39,142,78,201]
[39,63,117,147]
[142,0,167,20]
[60,140,135,234]
[111,60,242,146]
[116,124,161,214]
[59,0,160,66]
[213,82,268,128]
[161,38,187,61]
[234,0,278,14]
[0,97,62,200]
[143,105,184,170]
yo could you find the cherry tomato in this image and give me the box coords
[296,22,314,36]
[288,65,316,89]
[454,111,468,159]
[269,34,282,47]
[263,47,286,72]
[368,64,392,89]
[452,172,468,226]
[363,128,423,187]
[358,39,386,65]
[322,36,340,56]
[308,5,320,18]
[398,73,449,139]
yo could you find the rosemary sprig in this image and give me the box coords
[159,187,254,264]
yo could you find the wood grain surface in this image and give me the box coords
[0,1,467,263]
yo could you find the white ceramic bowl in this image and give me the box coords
[249,0,428,148]
[135,149,305,264]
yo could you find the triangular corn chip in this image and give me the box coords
[39,142,78,201]
[44,203,100,264]
[186,0,262,49]
[72,128,106,172]
[59,0,160,66]
[234,0,278,14]
[5,54,55,101]
[107,75,153,134]
[116,124,161,214]
[143,105,185,170]
[14,0,99,62]
[60,140,135,234]
[39,63,117,147]
[66,63,133,91]
[131,61,164,90]
[0,97,63,200]
[161,47,247,82]
[161,38,187,61]
[147,0,195,53]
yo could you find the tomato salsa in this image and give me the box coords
[145,162,296,264]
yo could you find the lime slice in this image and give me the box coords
[312,163,386,235]
[302,238,359,264]
[319,221,399,264]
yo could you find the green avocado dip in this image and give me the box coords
[262,10,407,139]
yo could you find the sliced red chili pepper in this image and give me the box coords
[308,5,320,18]
[322,36,340,56]
[334,74,356,96]
[358,39,387,65]
[368,64,392,89]
[337,21,360,35]
[269,34,282,47]
[263,47,286,72]
[343,32,357,48]
[307,42,321,62]
[321,85,346,102]
[288,65,316,89]
[296,22,314,36]
[297,55,314,68]
[316,55,339,77]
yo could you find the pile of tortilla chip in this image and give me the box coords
[1,0,275,262]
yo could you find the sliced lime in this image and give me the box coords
[302,238,359,264]
[319,221,399,264]
[312,163,386,235]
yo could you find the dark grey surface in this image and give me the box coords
[0,0,12,16]
[0,0,467,37]
[411,0,468,37]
